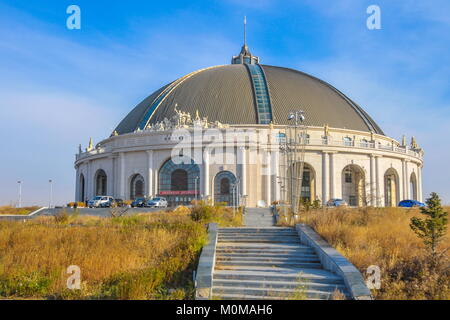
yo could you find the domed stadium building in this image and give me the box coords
[74,43,424,208]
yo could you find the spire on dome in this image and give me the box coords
[231,16,260,65]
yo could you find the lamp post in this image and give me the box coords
[17,180,22,208]
[194,176,199,201]
[287,110,306,215]
[49,179,53,209]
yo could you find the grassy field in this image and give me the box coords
[0,204,242,300]
[0,206,40,215]
[278,206,450,300]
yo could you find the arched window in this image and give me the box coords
[171,169,188,191]
[287,163,316,204]
[343,137,353,146]
[384,168,399,207]
[220,178,230,195]
[95,169,107,196]
[214,171,237,205]
[360,139,369,148]
[158,156,200,206]
[342,165,365,206]
[79,174,85,202]
[130,174,145,200]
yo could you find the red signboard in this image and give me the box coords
[159,190,197,195]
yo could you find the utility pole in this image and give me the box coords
[49,179,53,208]
[17,180,22,208]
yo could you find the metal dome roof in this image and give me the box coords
[114,63,384,135]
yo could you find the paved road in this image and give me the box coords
[0,207,165,220]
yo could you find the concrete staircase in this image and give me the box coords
[211,208,349,299]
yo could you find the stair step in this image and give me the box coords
[218,228,292,232]
[213,279,346,291]
[217,248,313,253]
[218,239,301,243]
[212,286,347,299]
[213,269,344,284]
[216,253,318,259]
[216,260,322,268]
[217,243,310,249]
[216,256,320,263]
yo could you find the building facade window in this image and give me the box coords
[158,156,200,206]
[214,171,237,205]
[130,174,145,200]
[95,169,107,196]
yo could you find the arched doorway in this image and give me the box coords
[342,164,366,207]
[287,163,316,204]
[79,174,85,202]
[384,168,399,207]
[158,156,200,206]
[410,172,418,200]
[130,174,145,200]
[95,169,107,196]
[214,171,237,205]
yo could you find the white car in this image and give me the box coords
[88,196,114,208]
[146,197,168,208]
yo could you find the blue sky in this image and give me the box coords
[0,0,449,206]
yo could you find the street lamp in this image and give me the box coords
[286,110,307,215]
[48,179,53,209]
[17,180,22,208]
[194,176,199,201]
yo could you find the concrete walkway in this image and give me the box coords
[244,207,276,227]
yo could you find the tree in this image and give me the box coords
[410,192,448,260]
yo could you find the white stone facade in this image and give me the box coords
[74,125,423,207]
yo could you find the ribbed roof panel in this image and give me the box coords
[114,64,384,135]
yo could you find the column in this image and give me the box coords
[375,156,381,206]
[405,160,409,199]
[418,164,423,202]
[119,152,125,199]
[146,150,154,197]
[322,152,329,204]
[266,151,272,206]
[329,152,335,200]
[272,150,280,201]
[108,156,114,197]
[239,147,247,197]
[203,148,210,198]
[75,166,80,202]
[87,160,92,199]
[370,155,375,206]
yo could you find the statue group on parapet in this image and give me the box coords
[143,104,229,132]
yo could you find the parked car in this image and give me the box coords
[88,196,114,208]
[398,200,426,208]
[146,197,168,208]
[131,197,147,208]
[326,198,348,207]
[100,197,119,208]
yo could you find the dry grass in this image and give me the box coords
[0,206,40,215]
[0,213,207,299]
[279,206,450,300]
[0,203,242,300]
